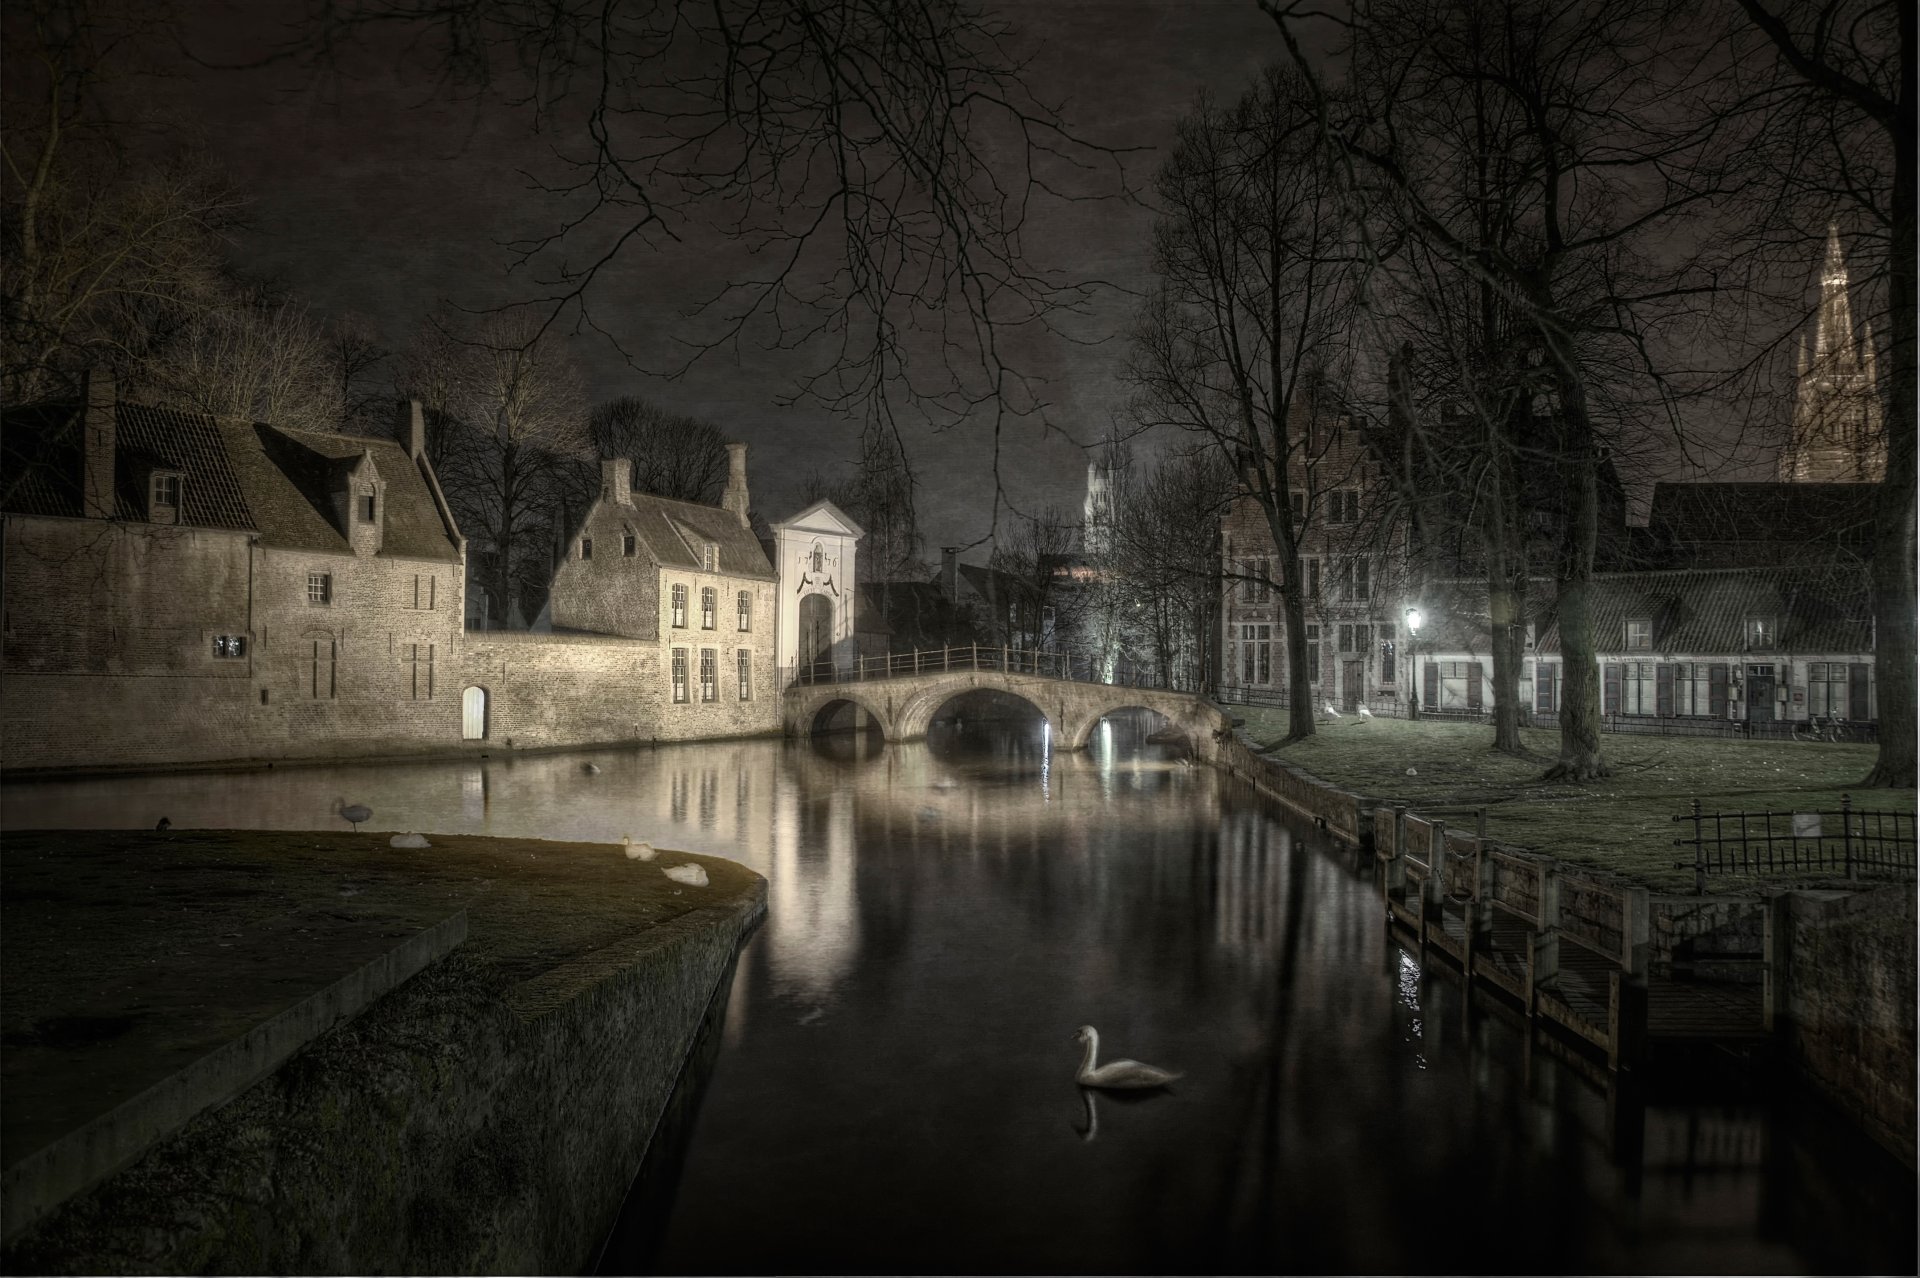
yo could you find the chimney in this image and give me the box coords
[82,368,116,520]
[721,442,750,527]
[401,399,427,460]
[941,547,959,601]
[602,456,633,506]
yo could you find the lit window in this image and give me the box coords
[703,543,719,572]
[1746,615,1776,649]
[671,649,689,703]
[212,635,247,659]
[737,649,753,700]
[699,649,718,702]
[701,587,717,629]
[1625,618,1651,650]
[671,584,687,627]
[737,590,751,631]
[150,472,182,522]
[308,572,332,605]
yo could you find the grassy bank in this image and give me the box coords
[1239,710,1915,891]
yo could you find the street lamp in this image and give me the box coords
[1404,606,1423,720]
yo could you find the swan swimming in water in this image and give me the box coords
[1073,1026,1182,1090]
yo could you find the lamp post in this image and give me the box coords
[1405,606,1423,720]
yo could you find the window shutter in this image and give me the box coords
[1535,663,1557,714]
[1708,664,1729,717]
[1467,662,1483,711]
[1848,664,1871,720]
[1655,663,1674,717]
[1422,662,1438,709]
[1603,663,1622,715]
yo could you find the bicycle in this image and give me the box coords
[1793,715,1861,744]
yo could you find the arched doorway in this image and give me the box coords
[462,686,489,740]
[799,593,834,673]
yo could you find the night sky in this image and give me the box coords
[142,0,1291,553]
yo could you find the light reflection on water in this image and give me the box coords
[3,713,1913,1275]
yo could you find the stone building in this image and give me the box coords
[767,499,863,677]
[1779,224,1886,483]
[1217,413,1410,712]
[545,444,781,737]
[2,377,467,770]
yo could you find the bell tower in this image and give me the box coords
[1780,223,1886,482]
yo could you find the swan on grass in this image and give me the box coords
[1323,701,1342,718]
[1357,704,1374,719]
[1073,1026,1182,1090]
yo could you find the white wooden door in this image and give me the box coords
[462,686,487,740]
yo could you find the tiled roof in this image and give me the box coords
[1535,564,1871,656]
[638,494,774,578]
[2,402,255,530]
[0,396,459,562]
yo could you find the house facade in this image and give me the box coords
[1217,413,1410,712]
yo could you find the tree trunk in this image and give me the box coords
[1541,381,1609,782]
[1484,394,1530,756]
[1863,105,1916,788]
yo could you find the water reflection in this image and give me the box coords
[3,714,1913,1275]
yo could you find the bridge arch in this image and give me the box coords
[1063,703,1181,752]
[791,689,895,739]
[892,684,1053,742]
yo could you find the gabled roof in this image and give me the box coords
[634,494,775,578]
[0,397,460,562]
[772,498,866,538]
[1536,564,1871,656]
[2,401,255,530]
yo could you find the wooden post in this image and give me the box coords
[943,645,950,671]
[1608,969,1648,1071]
[1841,792,1855,880]
[1622,886,1651,976]
[1472,842,1495,944]
[1690,797,1705,895]
[1762,890,1791,1034]
[1527,867,1561,1015]
[1384,805,1408,903]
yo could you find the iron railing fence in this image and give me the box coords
[1672,795,1915,891]
[1208,696,1880,743]
[782,645,1186,692]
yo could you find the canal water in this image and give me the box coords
[3,713,1912,1274]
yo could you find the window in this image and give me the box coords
[1240,558,1257,603]
[212,635,246,659]
[580,537,593,560]
[737,649,753,700]
[671,583,688,627]
[1240,624,1271,685]
[700,587,717,629]
[1535,661,1559,713]
[737,590,752,631]
[699,649,718,702]
[1380,623,1396,684]
[150,471,182,522]
[409,643,435,700]
[1808,661,1848,717]
[413,574,436,609]
[1355,624,1370,654]
[1353,560,1370,602]
[623,531,637,556]
[1620,660,1655,715]
[1624,618,1651,650]
[359,491,376,522]
[1746,615,1777,649]
[1289,491,1306,524]
[1306,558,1320,599]
[671,649,689,703]
[1338,624,1353,653]
[1305,625,1320,682]
[1327,490,1360,524]
[307,572,332,605]
[311,639,336,699]
[703,543,719,572]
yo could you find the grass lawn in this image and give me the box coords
[1239,708,1916,892]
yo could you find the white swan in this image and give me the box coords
[1073,1025,1182,1090]
[1323,701,1342,718]
[1357,704,1374,718]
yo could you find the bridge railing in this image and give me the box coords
[781,645,1180,692]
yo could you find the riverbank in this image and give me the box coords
[1,828,765,1274]
[1239,711,1912,892]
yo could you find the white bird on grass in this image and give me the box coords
[1073,1026,1182,1090]
[1357,704,1374,719]
[622,835,657,861]
[1323,701,1342,718]
[335,799,372,831]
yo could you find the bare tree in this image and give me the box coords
[1729,0,1912,788]
[259,0,1120,455]
[988,508,1080,653]
[587,396,728,503]
[324,313,391,434]
[1105,447,1234,690]
[148,292,342,431]
[2,0,241,401]
[1127,63,1364,742]
[421,311,589,626]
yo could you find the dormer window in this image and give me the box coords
[358,489,376,522]
[1624,618,1651,650]
[623,531,637,557]
[1746,615,1776,649]
[150,471,182,524]
[703,543,719,572]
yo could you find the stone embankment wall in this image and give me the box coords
[1778,886,1916,1163]
[1210,727,1916,1165]
[3,888,766,1275]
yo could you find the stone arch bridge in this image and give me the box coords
[782,664,1232,752]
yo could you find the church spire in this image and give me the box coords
[1815,222,1855,366]
[1780,221,1884,482]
